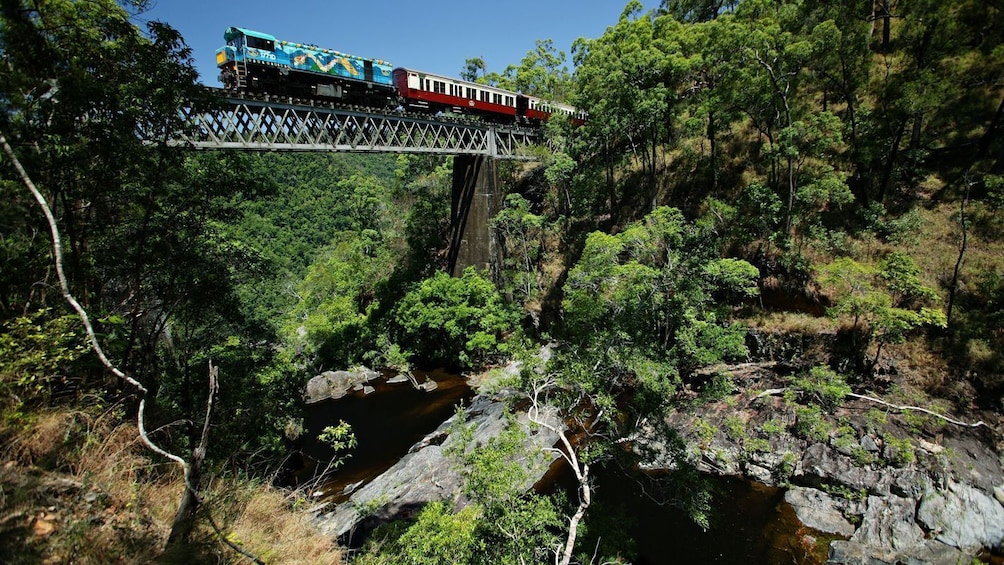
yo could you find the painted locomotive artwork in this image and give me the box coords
[216,27,585,125]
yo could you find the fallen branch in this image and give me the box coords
[751,386,988,429]
[846,392,988,429]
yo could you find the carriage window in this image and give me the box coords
[480,91,489,102]
[433,81,446,94]
[467,87,475,99]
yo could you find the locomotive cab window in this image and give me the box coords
[246,36,274,51]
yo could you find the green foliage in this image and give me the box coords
[790,366,851,411]
[562,207,757,374]
[393,268,519,368]
[0,311,91,408]
[317,420,357,469]
[700,370,735,401]
[722,415,746,442]
[793,404,830,441]
[819,255,946,365]
[285,230,395,369]
[354,501,480,565]
[491,194,544,303]
[832,424,877,467]
[883,436,916,468]
[442,413,562,565]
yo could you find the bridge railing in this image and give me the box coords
[170,95,542,160]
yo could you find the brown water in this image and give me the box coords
[590,468,831,564]
[299,369,473,501]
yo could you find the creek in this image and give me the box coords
[299,369,473,502]
[302,372,822,564]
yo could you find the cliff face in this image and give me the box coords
[636,330,1004,563]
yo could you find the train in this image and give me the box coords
[216,27,584,125]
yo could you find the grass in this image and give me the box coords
[1,404,344,565]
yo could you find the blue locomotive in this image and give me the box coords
[216,27,396,106]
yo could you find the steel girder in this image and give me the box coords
[171,97,541,159]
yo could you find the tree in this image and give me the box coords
[491,193,544,304]
[392,268,520,368]
[660,0,739,22]
[500,207,758,561]
[573,2,679,210]
[819,255,946,367]
[460,57,488,82]
[0,1,291,552]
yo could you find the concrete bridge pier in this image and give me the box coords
[447,155,502,278]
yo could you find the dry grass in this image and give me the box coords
[746,311,837,334]
[1,405,344,565]
[220,481,342,565]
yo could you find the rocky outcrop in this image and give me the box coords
[305,368,381,403]
[784,487,855,537]
[305,367,443,403]
[917,480,1004,552]
[311,393,564,542]
[643,363,1004,564]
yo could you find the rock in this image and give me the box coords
[305,368,380,404]
[829,539,966,565]
[419,379,438,392]
[917,438,943,454]
[860,434,880,453]
[312,393,564,541]
[361,385,375,395]
[784,486,855,537]
[917,480,1004,552]
[850,495,924,553]
[801,442,885,494]
[386,374,410,384]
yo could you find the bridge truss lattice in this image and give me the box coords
[171,95,542,160]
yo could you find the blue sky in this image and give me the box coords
[134,0,656,86]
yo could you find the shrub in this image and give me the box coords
[791,366,851,411]
[393,268,520,368]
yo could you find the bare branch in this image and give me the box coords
[0,128,192,483]
[2,128,264,564]
[846,393,988,429]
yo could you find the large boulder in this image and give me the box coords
[784,487,855,537]
[917,479,1004,552]
[312,393,564,541]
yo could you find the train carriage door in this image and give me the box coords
[364,60,374,83]
[516,95,528,118]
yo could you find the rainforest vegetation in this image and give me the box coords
[1,0,1002,563]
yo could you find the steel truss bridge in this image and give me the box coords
[171,93,543,160]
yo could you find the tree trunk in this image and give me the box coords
[946,180,970,330]
[708,110,719,192]
[558,468,591,565]
[167,362,218,546]
[881,0,891,53]
[877,119,907,203]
